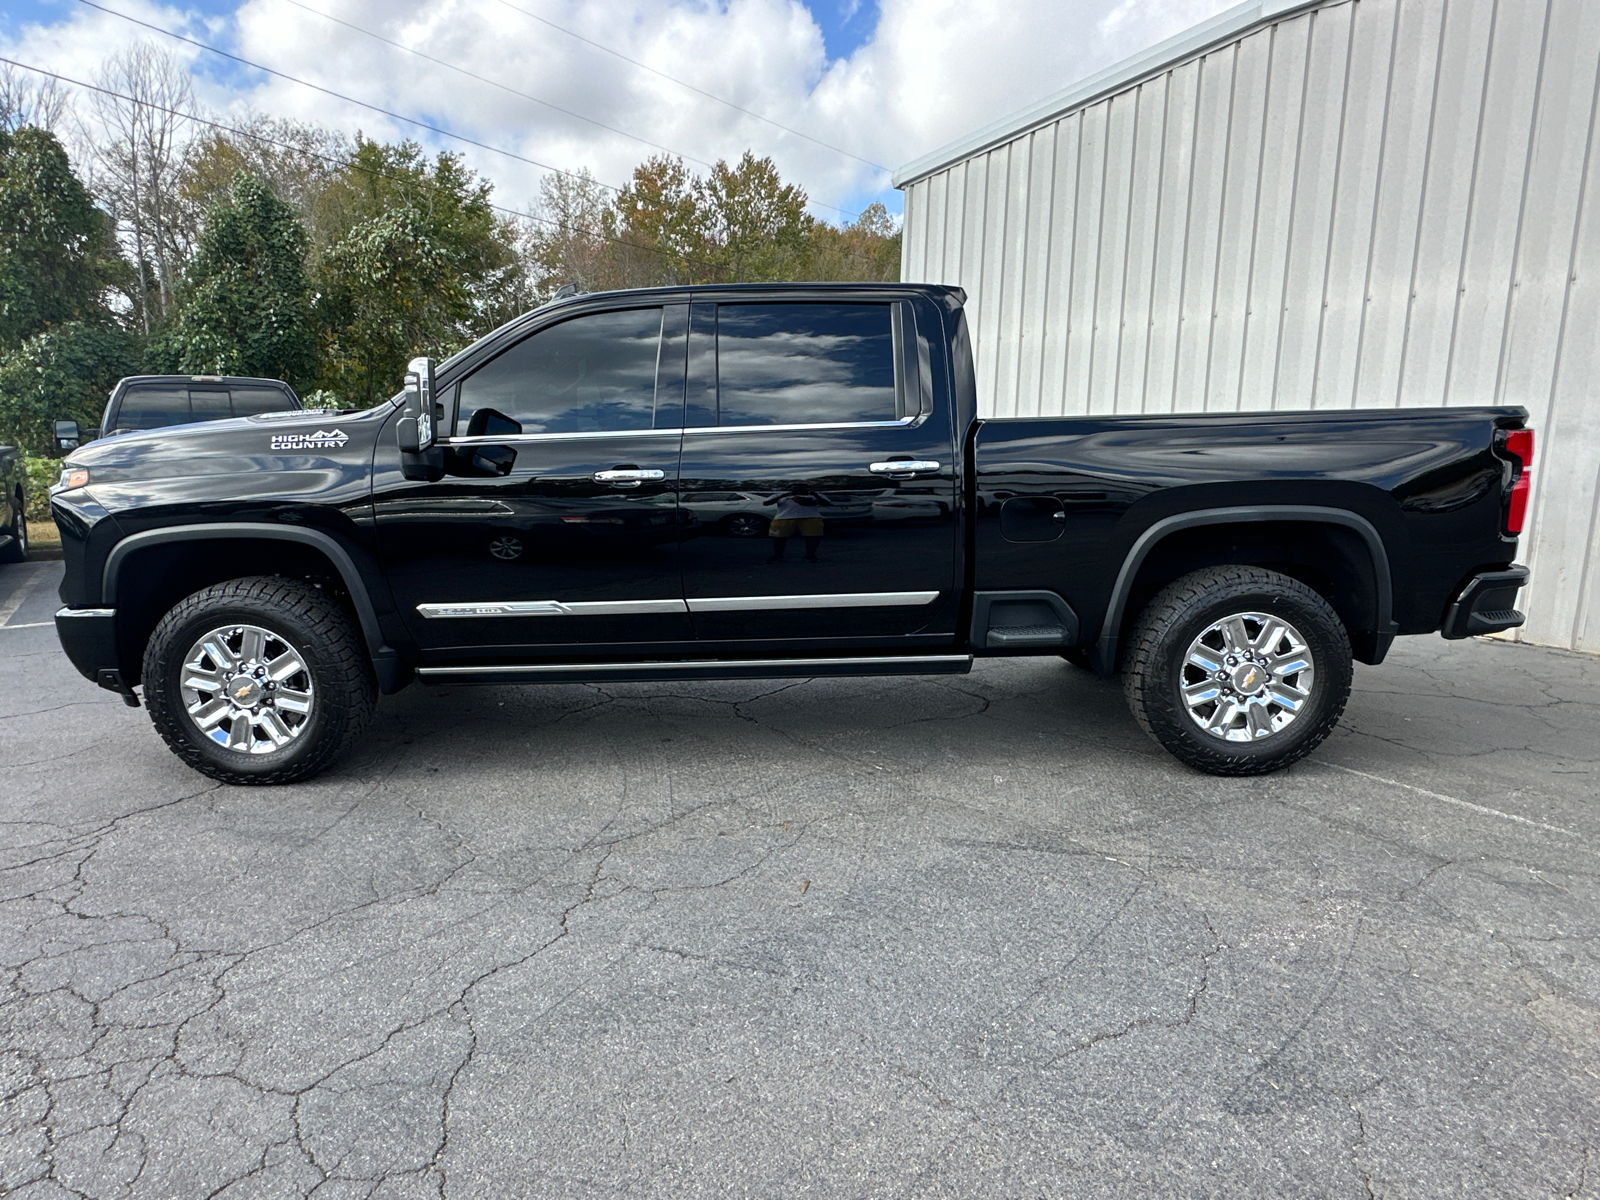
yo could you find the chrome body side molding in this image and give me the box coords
[416,599,687,619]
[684,591,939,612]
[416,591,941,618]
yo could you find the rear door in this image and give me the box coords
[677,297,960,645]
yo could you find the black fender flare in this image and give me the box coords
[1088,505,1396,675]
[101,523,407,690]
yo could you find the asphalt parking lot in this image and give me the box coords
[2,558,1597,1199]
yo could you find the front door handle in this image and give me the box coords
[594,468,666,488]
[869,460,941,477]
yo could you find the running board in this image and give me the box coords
[416,654,973,686]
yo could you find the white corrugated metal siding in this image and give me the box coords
[899,0,1600,654]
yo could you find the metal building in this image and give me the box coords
[895,0,1600,654]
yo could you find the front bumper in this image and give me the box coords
[54,606,138,705]
[1441,566,1529,639]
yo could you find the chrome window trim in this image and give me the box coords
[442,427,684,447]
[687,416,918,436]
[686,591,939,612]
[417,654,973,677]
[416,591,940,619]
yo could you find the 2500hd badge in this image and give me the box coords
[47,284,1532,785]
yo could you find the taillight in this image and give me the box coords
[1502,428,1534,535]
[1505,429,1534,469]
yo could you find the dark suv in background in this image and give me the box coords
[0,441,25,563]
[100,376,300,437]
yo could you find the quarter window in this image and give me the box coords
[715,303,903,427]
[457,308,666,436]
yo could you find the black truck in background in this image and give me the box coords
[48,284,1532,783]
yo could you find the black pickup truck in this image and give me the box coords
[48,283,1533,784]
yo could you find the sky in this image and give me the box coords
[0,0,1235,226]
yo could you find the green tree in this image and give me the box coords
[313,139,527,406]
[0,125,125,352]
[804,202,901,282]
[0,322,138,456]
[612,155,704,286]
[696,152,814,283]
[152,172,317,388]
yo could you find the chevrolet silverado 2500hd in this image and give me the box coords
[48,284,1532,783]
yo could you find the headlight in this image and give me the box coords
[57,468,89,490]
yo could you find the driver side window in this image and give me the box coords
[456,307,666,436]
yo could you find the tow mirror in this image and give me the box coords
[53,419,80,453]
[398,357,436,454]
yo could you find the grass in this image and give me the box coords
[25,518,62,557]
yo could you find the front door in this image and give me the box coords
[677,298,960,647]
[373,303,692,657]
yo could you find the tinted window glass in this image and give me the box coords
[458,308,664,436]
[716,303,900,427]
[230,386,295,416]
[116,387,190,430]
[189,389,231,419]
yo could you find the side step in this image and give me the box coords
[416,654,974,686]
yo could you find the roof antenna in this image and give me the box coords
[552,283,582,300]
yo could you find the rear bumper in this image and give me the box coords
[1441,566,1529,639]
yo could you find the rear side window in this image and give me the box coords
[457,307,665,436]
[715,303,903,427]
[115,387,191,431]
[230,386,295,416]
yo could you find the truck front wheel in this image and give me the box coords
[1121,566,1352,776]
[142,577,377,785]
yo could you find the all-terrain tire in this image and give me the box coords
[1122,566,1352,776]
[143,576,377,785]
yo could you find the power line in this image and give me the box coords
[277,0,713,170]
[490,0,890,174]
[77,0,865,224]
[0,55,715,273]
[75,0,625,194]
[277,0,861,222]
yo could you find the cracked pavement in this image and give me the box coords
[2,559,1598,1198]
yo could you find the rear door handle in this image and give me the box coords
[594,468,666,488]
[869,460,941,476]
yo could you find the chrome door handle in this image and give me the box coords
[869,460,941,476]
[594,468,666,487]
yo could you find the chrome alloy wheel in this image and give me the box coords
[179,624,315,754]
[1179,611,1316,742]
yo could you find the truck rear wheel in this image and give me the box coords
[143,576,377,785]
[1121,566,1351,776]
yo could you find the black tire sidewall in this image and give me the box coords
[147,596,341,779]
[1136,577,1351,771]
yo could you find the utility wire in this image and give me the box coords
[490,0,890,173]
[75,0,626,193]
[276,0,713,170]
[77,0,863,223]
[277,0,860,222]
[0,55,718,273]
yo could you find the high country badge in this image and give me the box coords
[271,429,349,451]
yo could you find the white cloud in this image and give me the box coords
[2,0,1234,221]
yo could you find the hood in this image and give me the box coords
[59,404,395,514]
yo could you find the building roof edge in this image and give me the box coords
[891,0,1322,189]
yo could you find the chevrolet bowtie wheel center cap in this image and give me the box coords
[1180,612,1317,743]
[179,624,316,755]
